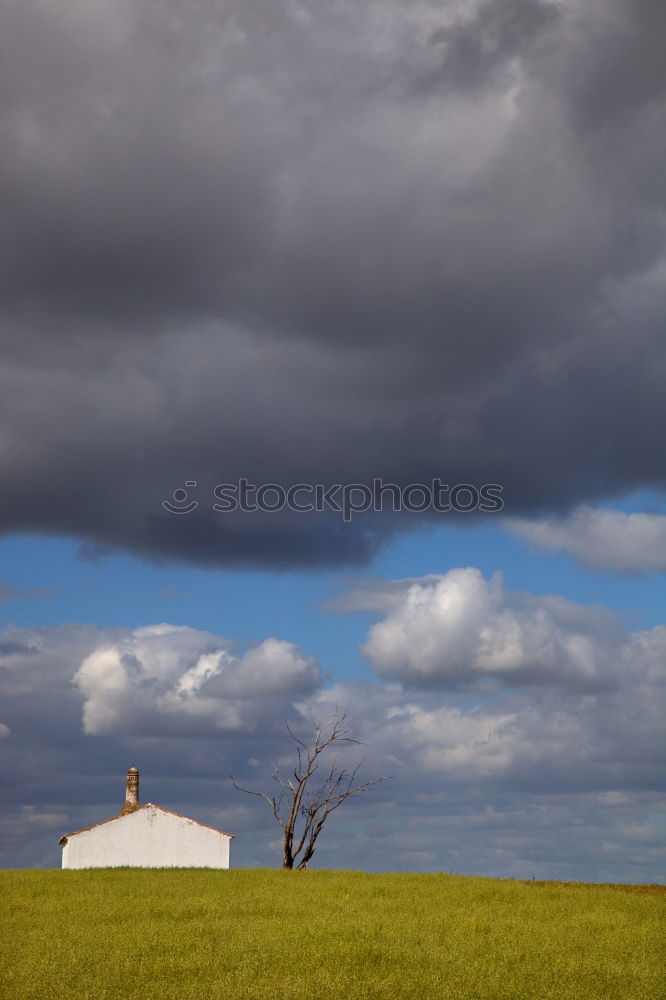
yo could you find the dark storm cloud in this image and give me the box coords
[1,0,664,568]
[425,0,560,96]
[563,0,666,130]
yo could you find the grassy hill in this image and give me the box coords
[2,869,663,999]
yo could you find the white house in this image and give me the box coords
[59,768,233,869]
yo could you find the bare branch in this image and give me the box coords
[230,776,285,831]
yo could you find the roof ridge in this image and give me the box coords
[58,802,234,844]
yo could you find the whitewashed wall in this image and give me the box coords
[61,805,231,869]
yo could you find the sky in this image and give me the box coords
[1,0,664,881]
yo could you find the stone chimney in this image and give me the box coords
[119,767,140,815]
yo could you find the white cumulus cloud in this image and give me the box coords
[74,624,321,735]
[359,568,629,690]
[505,506,666,573]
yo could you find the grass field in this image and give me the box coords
[1,869,663,999]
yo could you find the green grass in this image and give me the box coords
[1,870,663,1000]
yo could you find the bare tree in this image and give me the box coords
[232,709,388,870]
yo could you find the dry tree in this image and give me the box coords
[232,708,388,869]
